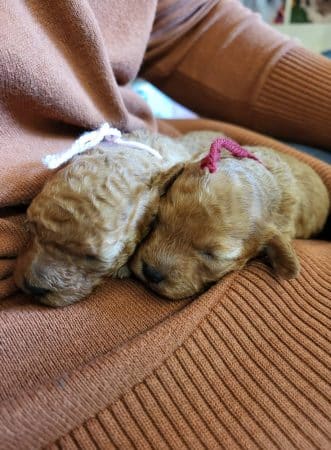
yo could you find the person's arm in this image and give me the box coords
[142,0,331,150]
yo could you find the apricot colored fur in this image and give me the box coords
[14,130,206,306]
[131,132,330,299]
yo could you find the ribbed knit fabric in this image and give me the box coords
[52,247,331,450]
[143,0,331,150]
[1,119,330,449]
[3,239,330,449]
[1,1,331,448]
[255,47,331,148]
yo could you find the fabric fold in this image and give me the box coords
[1,119,330,449]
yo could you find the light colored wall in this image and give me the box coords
[274,23,331,53]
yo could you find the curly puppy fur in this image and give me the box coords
[14,130,206,307]
[131,131,330,299]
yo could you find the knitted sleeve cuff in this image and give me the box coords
[254,46,331,149]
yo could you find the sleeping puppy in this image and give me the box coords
[130,132,329,299]
[14,130,209,307]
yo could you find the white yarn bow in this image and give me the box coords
[43,123,162,169]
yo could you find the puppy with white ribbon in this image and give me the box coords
[43,123,162,169]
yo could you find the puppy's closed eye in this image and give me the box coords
[200,249,217,260]
[85,254,99,262]
[150,213,158,227]
[199,246,243,262]
[141,214,158,240]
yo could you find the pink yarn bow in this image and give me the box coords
[200,137,263,173]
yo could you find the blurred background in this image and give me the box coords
[133,0,331,120]
[243,0,331,52]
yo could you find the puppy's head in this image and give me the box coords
[14,235,106,307]
[14,158,183,307]
[131,159,299,299]
[14,194,142,308]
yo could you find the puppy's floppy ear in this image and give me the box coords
[152,163,184,195]
[265,229,299,279]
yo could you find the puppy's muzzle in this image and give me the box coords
[142,261,164,284]
[23,278,50,297]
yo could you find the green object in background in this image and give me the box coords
[291,2,310,23]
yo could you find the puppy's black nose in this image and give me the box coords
[142,262,164,284]
[24,279,50,296]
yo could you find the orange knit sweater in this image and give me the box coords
[0,1,330,448]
